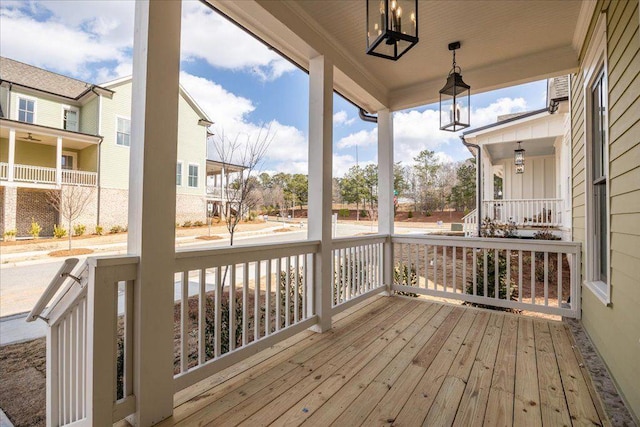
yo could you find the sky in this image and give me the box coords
[0,0,548,177]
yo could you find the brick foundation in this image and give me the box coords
[16,188,58,237]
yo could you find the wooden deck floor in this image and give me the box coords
[159,296,608,426]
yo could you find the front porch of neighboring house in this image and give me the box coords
[462,78,572,238]
[24,1,638,426]
[205,159,246,218]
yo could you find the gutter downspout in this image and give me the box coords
[91,87,103,227]
[358,108,378,123]
[460,135,482,237]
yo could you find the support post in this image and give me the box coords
[126,1,182,425]
[56,137,62,186]
[8,128,15,181]
[308,55,333,332]
[377,109,394,293]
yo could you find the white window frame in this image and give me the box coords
[176,161,183,186]
[582,13,611,305]
[188,163,199,188]
[115,115,131,147]
[61,150,78,170]
[17,95,36,124]
[62,105,80,132]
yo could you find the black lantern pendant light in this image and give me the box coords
[366,0,418,60]
[514,141,525,174]
[439,41,470,132]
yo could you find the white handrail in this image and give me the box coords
[26,258,80,323]
[482,198,563,227]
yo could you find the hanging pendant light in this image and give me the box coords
[439,41,470,132]
[366,0,418,60]
[514,141,525,174]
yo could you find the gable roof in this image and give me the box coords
[0,57,112,100]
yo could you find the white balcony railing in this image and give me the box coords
[462,209,477,237]
[33,234,581,425]
[207,187,224,198]
[0,163,97,186]
[483,198,563,227]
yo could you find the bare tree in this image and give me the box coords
[47,185,95,250]
[213,126,272,246]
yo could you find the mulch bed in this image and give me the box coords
[48,248,94,257]
[195,235,223,241]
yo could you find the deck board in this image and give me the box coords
[161,297,607,427]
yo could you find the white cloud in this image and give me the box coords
[393,97,528,163]
[180,2,296,81]
[336,128,377,149]
[333,110,354,126]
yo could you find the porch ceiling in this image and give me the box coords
[212,0,586,112]
[486,136,556,161]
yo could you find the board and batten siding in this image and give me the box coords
[494,155,556,200]
[572,0,640,419]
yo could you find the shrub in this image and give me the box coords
[359,210,368,218]
[481,217,517,238]
[29,218,42,239]
[3,229,17,241]
[110,225,124,234]
[425,211,432,217]
[94,225,103,235]
[248,211,258,221]
[407,211,413,219]
[338,208,350,218]
[393,263,419,297]
[73,224,86,237]
[533,228,559,240]
[193,220,204,227]
[53,224,67,239]
[182,220,192,228]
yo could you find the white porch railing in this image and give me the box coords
[207,187,224,198]
[33,234,582,425]
[331,235,386,314]
[462,209,477,237]
[0,163,97,186]
[61,169,98,186]
[172,241,319,392]
[392,235,581,318]
[13,163,57,184]
[483,198,563,227]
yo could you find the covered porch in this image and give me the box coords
[25,1,618,426]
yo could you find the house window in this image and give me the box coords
[176,162,183,186]
[116,117,131,147]
[591,67,608,283]
[63,107,79,131]
[18,97,35,123]
[61,154,75,170]
[583,13,610,305]
[188,164,198,188]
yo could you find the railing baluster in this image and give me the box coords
[506,250,512,301]
[242,263,249,346]
[544,252,549,306]
[341,248,346,303]
[472,248,477,296]
[255,260,261,342]
[531,251,536,305]
[452,246,457,293]
[494,249,499,299]
[181,271,188,373]
[229,264,236,351]
[265,260,271,335]
[275,258,281,331]
[518,250,523,303]
[397,243,403,286]
[285,256,291,327]
[462,247,467,294]
[198,269,206,365]
[443,246,447,293]
[215,267,221,358]
[294,254,300,324]
[557,252,563,307]
[433,245,438,290]
[483,249,488,298]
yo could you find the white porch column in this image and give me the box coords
[377,109,394,292]
[7,128,15,181]
[56,137,62,186]
[126,1,181,425]
[308,55,333,332]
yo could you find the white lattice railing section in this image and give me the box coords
[172,241,319,392]
[462,209,477,237]
[14,163,57,184]
[331,235,386,313]
[483,198,563,227]
[392,235,581,318]
[62,169,97,186]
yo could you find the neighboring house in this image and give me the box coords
[462,76,573,240]
[0,57,213,237]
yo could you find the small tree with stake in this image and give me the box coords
[47,185,95,251]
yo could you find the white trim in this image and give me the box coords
[582,13,611,305]
[573,0,598,53]
[176,160,183,186]
[187,162,199,188]
[115,115,131,147]
[61,104,80,132]
[62,150,78,170]
[16,94,37,124]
